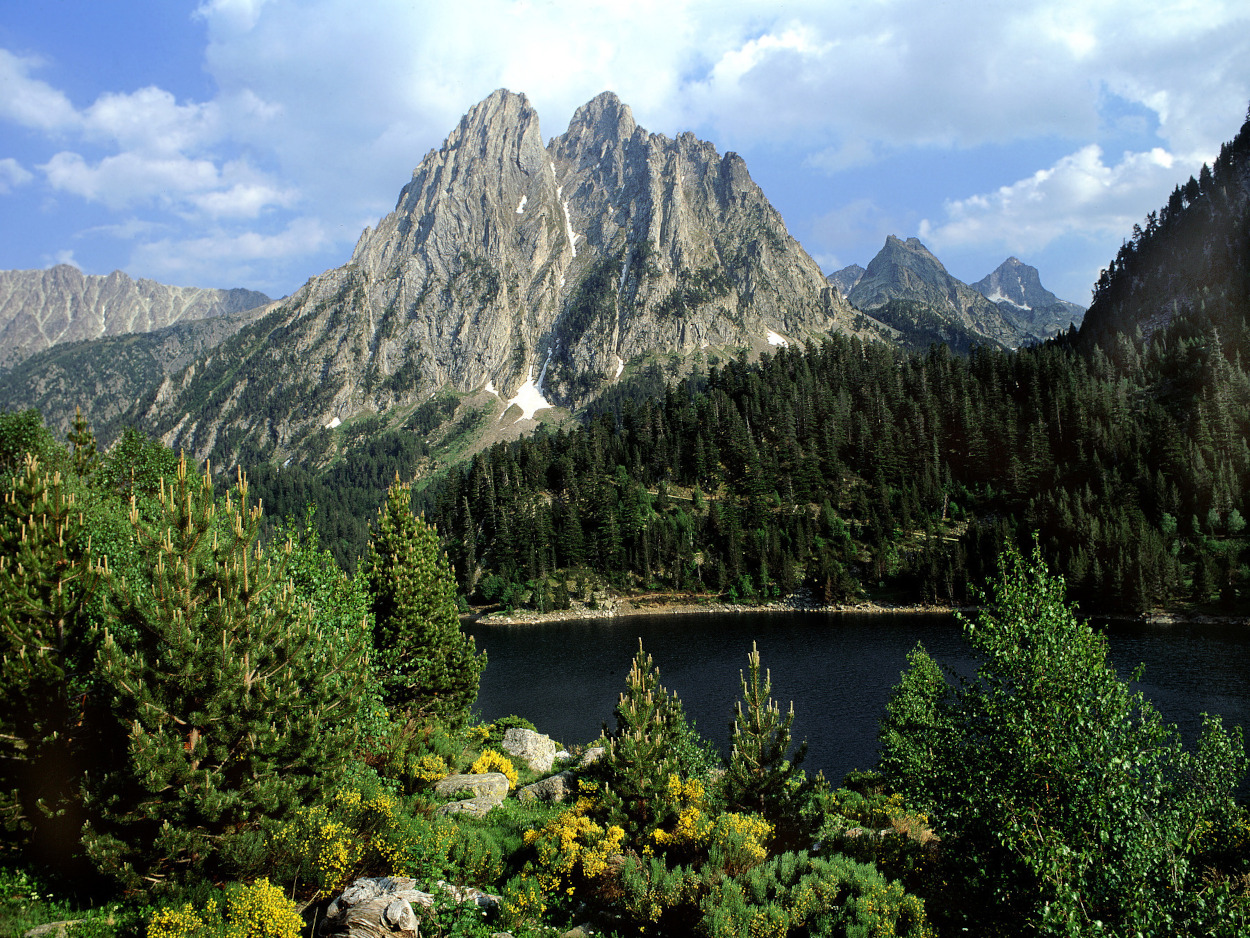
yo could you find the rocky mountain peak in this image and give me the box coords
[972,257,1085,340]
[139,88,878,469]
[0,266,270,370]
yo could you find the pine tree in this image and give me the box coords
[83,457,367,891]
[594,641,711,838]
[0,453,104,859]
[723,641,806,819]
[363,479,484,728]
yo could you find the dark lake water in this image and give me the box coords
[466,611,1250,786]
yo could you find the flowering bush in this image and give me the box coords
[147,879,303,938]
[469,749,517,788]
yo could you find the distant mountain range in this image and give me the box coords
[829,238,1085,348]
[0,265,270,370]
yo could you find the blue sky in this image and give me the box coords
[2,1,1248,306]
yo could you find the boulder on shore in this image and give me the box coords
[518,770,576,804]
[502,727,558,773]
[435,772,510,800]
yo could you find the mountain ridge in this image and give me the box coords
[0,265,271,370]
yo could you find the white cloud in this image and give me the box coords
[0,158,33,193]
[918,145,1183,256]
[0,50,79,132]
[83,86,221,155]
[130,216,330,287]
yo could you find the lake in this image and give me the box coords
[465,610,1250,785]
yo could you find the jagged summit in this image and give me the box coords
[972,257,1085,341]
[137,89,880,469]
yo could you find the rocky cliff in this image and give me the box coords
[972,257,1084,343]
[0,265,270,370]
[140,89,886,468]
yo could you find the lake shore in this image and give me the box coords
[464,592,1250,628]
[465,592,970,626]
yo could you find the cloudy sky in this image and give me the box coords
[2,1,1247,305]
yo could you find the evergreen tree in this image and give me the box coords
[0,453,105,863]
[722,641,806,820]
[594,641,713,838]
[363,479,484,728]
[83,457,367,890]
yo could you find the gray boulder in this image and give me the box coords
[502,727,558,773]
[435,772,510,800]
[321,877,501,938]
[518,770,577,804]
[579,746,605,768]
[435,795,500,818]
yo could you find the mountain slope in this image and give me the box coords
[1079,110,1250,351]
[848,236,1017,348]
[0,302,274,440]
[138,89,886,469]
[0,265,270,370]
[972,257,1084,342]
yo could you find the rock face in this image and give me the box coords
[849,236,1020,347]
[0,303,274,442]
[434,772,511,799]
[0,265,270,370]
[502,727,558,773]
[519,770,577,804]
[972,257,1085,343]
[826,264,865,297]
[137,88,888,469]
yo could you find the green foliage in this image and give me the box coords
[146,878,302,938]
[723,641,807,823]
[83,458,369,891]
[0,453,105,861]
[592,641,718,838]
[698,850,931,938]
[882,541,1249,935]
[875,644,953,808]
[363,481,485,727]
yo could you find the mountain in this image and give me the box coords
[0,265,270,370]
[848,236,1019,348]
[0,302,274,440]
[972,257,1085,342]
[135,89,886,469]
[826,264,865,297]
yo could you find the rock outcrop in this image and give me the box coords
[501,727,558,774]
[0,265,269,370]
[321,877,499,938]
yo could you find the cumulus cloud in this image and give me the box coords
[918,145,1183,256]
[0,158,33,194]
[130,216,330,288]
[0,50,79,132]
[3,0,1249,293]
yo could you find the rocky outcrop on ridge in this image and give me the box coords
[849,236,1020,348]
[0,265,269,370]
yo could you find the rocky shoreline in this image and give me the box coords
[466,593,968,627]
[465,594,1250,628]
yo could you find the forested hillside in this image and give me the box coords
[410,330,1248,616]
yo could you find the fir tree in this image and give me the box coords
[363,479,484,728]
[723,641,806,819]
[84,457,367,891]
